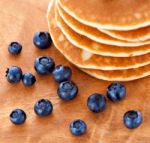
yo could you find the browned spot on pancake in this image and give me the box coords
[64,41,69,48]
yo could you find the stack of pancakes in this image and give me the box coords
[47,0,150,81]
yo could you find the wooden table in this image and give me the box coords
[0,0,150,142]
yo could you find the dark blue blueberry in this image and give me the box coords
[34,56,55,75]
[6,66,22,83]
[34,99,53,117]
[52,65,72,83]
[123,110,143,129]
[8,42,22,55]
[33,32,52,49]
[22,73,36,86]
[87,93,106,113]
[70,119,87,136]
[107,82,126,102]
[10,109,26,125]
[57,81,78,101]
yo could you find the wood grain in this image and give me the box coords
[0,0,150,143]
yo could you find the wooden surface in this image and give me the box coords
[0,0,150,143]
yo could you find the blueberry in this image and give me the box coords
[57,81,78,101]
[33,32,52,49]
[8,42,22,55]
[6,66,22,83]
[10,109,26,125]
[87,93,106,113]
[123,110,143,129]
[34,56,55,75]
[52,65,72,83]
[22,73,36,86]
[107,82,126,102]
[70,119,87,136]
[34,99,53,116]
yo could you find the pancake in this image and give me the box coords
[99,27,150,42]
[81,65,150,81]
[55,7,150,57]
[47,1,150,81]
[46,1,150,70]
[57,3,150,47]
[49,15,150,70]
[58,0,150,31]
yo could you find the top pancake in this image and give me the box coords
[58,0,150,30]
